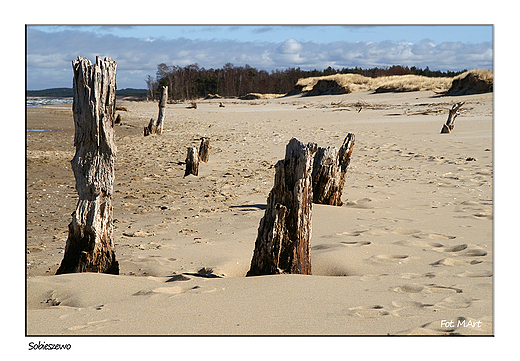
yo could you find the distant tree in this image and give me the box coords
[145,75,157,100]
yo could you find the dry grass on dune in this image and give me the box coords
[294,69,492,95]
[241,93,285,100]
[373,75,452,93]
[445,69,493,96]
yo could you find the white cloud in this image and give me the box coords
[277,38,303,54]
[26,28,493,90]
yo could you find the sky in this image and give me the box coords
[26,25,493,90]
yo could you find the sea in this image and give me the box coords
[26,97,73,107]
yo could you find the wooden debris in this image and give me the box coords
[247,138,317,276]
[184,146,199,176]
[199,137,210,163]
[144,86,168,136]
[441,102,465,133]
[312,133,355,206]
[56,56,119,275]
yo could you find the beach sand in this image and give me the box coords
[26,90,493,335]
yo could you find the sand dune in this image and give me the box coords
[26,89,493,335]
[292,69,492,96]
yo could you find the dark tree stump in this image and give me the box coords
[441,102,465,133]
[56,56,119,275]
[312,133,355,206]
[184,146,199,176]
[247,138,317,276]
[199,137,210,163]
[144,86,168,136]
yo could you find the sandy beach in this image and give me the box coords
[26,89,493,335]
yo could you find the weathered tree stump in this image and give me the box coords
[199,137,210,163]
[56,56,119,275]
[184,146,199,176]
[144,86,168,136]
[312,133,355,206]
[441,102,465,133]
[247,138,317,276]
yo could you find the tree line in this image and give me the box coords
[146,63,468,101]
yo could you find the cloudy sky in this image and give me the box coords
[26,25,493,90]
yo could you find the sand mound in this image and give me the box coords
[204,93,222,99]
[305,79,351,96]
[445,69,493,96]
[294,74,371,96]
[290,70,491,96]
[240,93,284,100]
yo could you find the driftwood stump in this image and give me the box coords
[144,86,168,136]
[56,56,119,275]
[441,102,465,134]
[199,137,210,163]
[247,138,317,276]
[184,146,199,176]
[312,133,355,206]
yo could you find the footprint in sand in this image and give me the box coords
[456,270,492,278]
[394,239,444,248]
[436,295,474,309]
[393,283,462,294]
[392,228,421,236]
[336,230,369,237]
[434,244,468,253]
[340,241,371,246]
[430,258,483,266]
[346,305,390,318]
[312,243,343,251]
[365,254,409,265]
[312,241,371,251]
[460,248,488,257]
[344,198,374,209]
[427,233,457,240]
[67,318,120,331]
[390,300,434,317]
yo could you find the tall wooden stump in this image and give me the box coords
[56,56,119,275]
[312,133,355,206]
[184,146,199,176]
[247,138,317,276]
[199,137,210,163]
[441,102,465,134]
[144,86,168,136]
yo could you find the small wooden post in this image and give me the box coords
[199,137,210,163]
[155,86,168,134]
[312,133,355,206]
[441,102,465,134]
[144,118,155,136]
[56,56,119,275]
[184,146,199,176]
[247,138,317,276]
[144,86,168,136]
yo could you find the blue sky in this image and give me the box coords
[26,25,493,90]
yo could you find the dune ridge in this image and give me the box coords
[292,69,492,96]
